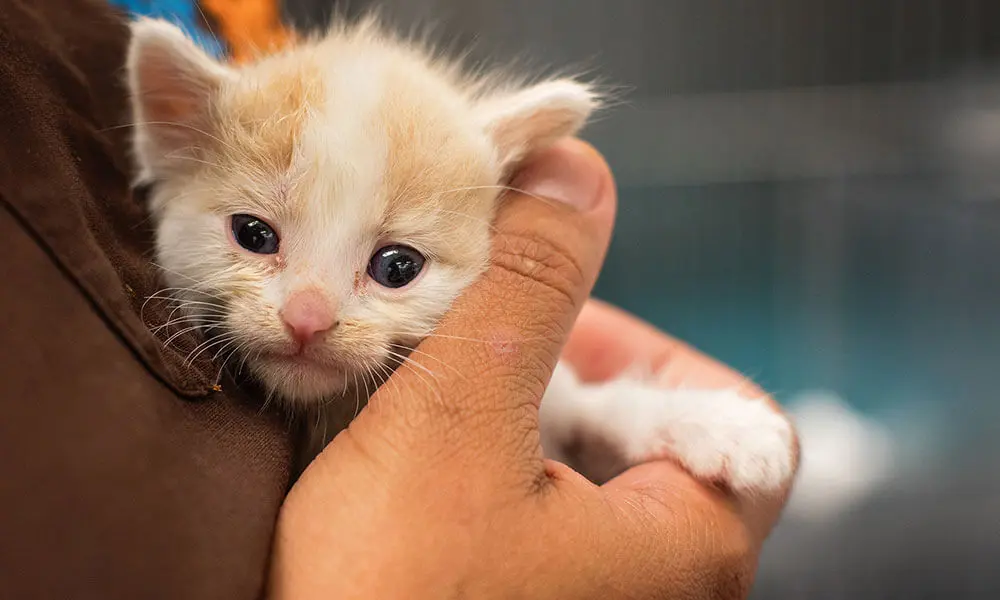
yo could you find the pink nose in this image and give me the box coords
[279,289,337,346]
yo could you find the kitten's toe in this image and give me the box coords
[538,366,798,494]
[624,388,797,496]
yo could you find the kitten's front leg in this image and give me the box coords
[539,361,797,494]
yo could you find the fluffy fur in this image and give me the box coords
[127,17,797,494]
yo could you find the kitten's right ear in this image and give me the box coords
[127,18,234,182]
[477,79,599,177]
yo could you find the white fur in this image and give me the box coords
[479,79,599,168]
[541,363,796,493]
[127,18,236,183]
[127,18,797,496]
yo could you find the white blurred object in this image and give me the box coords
[942,105,1000,201]
[937,76,1000,202]
[785,391,895,521]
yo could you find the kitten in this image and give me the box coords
[126,17,797,493]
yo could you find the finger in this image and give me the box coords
[363,139,616,469]
[605,460,790,549]
[604,461,778,599]
[532,460,778,599]
[564,298,767,397]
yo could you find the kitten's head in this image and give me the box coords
[126,18,597,406]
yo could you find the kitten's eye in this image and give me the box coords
[231,214,279,254]
[367,245,425,289]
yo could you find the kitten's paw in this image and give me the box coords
[620,386,797,495]
[538,364,798,495]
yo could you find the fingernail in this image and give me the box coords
[514,141,605,211]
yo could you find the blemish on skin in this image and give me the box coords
[352,270,364,294]
[488,331,519,363]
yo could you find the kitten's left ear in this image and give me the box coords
[126,18,236,183]
[478,79,598,175]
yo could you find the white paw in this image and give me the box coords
[539,367,797,495]
[616,386,797,495]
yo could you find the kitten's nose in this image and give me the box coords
[280,289,338,346]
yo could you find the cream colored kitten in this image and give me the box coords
[127,17,796,493]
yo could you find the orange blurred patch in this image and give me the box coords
[200,0,294,63]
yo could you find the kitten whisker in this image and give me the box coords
[383,350,440,401]
[359,364,379,419]
[183,332,241,367]
[216,340,251,385]
[150,315,225,334]
[210,336,243,365]
[387,343,465,380]
[143,300,228,325]
[368,360,402,417]
[108,119,241,154]
[153,270,242,300]
[155,304,228,319]
[153,303,228,319]
[431,208,499,234]
[392,360,440,402]
[160,302,228,327]
[312,396,325,436]
[383,349,438,380]
[385,331,549,345]
[235,344,256,378]
[351,369,361,416]
[370,359,394,393]
[144,287,228,306]
[150,261,243,287]
[434,184,557,208]
[259,381,278,417]
[382,359,411,407]
[166,153,238,172]
[377,359,407,409]
[183,331,238,364]
[341,366,350,398]
[162,322,226,347]
[360,361,372,416]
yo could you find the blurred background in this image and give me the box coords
[133,0,1000,596]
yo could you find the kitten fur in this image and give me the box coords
[127,17,797,493]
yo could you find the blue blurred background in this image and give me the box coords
[141,0,1000,595]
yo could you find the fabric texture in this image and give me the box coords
[0,0,293,597]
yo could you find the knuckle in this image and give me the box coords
[490,230,586,310]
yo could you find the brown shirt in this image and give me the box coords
[0,0,294,597]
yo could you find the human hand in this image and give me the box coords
[269,139,795,599]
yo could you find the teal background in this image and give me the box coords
[595,177,1000,448]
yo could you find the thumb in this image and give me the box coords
[359,138,616,479]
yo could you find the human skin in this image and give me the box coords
[268,139,794,599]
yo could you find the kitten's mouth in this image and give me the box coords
[251,348,355,402]
[268,353,316,366]
[257,346,355,379]
[262,349,336,369]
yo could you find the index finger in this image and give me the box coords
[564,298,767,397]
